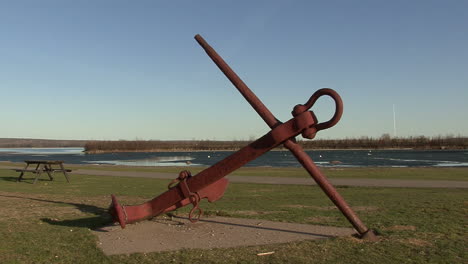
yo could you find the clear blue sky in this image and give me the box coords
[1,0,467,140]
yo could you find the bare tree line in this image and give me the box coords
[0,138,87,148]
[83,140,249,153]
[84,135,467,153]
[2,136,465,152]
[296,135,467,150]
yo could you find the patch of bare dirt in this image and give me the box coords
[246,188,275,193]
[344,236,367,244]
[281,204,325,209]
[94,216,356,255]
[400,238,432,247]
[384,225,417,231]
[306,216,338,223]
[235,210,287,216]
[281,204,379,212]
[351,206,379,212]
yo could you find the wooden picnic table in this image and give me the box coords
[15,160,72,184]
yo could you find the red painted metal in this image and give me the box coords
[110,110,319,227]
[110,177,229,228]
[194,34,376,240]
[109,34,376,240]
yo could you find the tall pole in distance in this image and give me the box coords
[393,104,397,138]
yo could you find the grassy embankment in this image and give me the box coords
[0,166,467,263]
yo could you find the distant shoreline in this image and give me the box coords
[1,137,466,152]
[83,147,465,154]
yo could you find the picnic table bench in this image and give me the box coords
[15,160,72,184]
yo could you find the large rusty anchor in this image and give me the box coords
[109,34,377,240]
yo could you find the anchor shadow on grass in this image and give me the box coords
[0,194,113,230]
[41,216,113,231]
[166,214,345,239]
[1,175,56,184]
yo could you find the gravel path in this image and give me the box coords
[2,165,467,188]
[71,169,468,188]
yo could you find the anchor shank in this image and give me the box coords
[113,112,314,226]
[195,34,375,239]
[195,34,279,128]
[283,139,370,235]
[150,114,306,215]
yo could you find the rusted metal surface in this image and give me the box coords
[110,110,320,227]
[195,34,375,239]
[111,177,229,228]
[109,34,376,240]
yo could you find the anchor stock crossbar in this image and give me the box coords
[109,34,377,240]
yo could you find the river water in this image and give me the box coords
[0,148,467,167]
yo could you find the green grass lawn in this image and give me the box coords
[0,168,466,263]
[3,161,467,181]
[67,165,468,181]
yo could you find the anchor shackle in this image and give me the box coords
[292,88,343,139]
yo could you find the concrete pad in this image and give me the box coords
[94,216,355,255]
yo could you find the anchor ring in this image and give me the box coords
[292,88,343,139]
